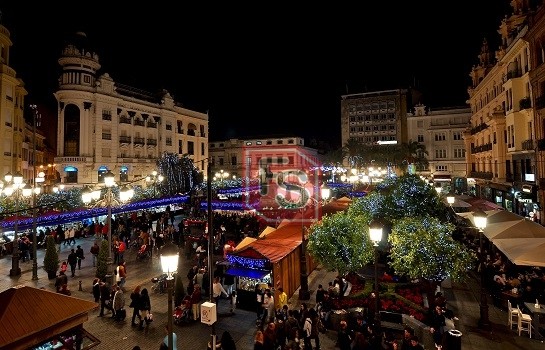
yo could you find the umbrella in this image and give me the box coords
[493,238,545,267]
[484,218,545,241]
[457,209,521,227]
[443,197,471,208]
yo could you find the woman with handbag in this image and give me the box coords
[139,287,152,329]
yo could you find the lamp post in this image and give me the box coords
[214,169,229,185]
[369,219,383,327]
[31,172,45,280]
[160,241,179,350]
[207,160,217,350]
[82,170,133,284]
[145,170,164,197]
[473,209,489,329]
[3,172,31,276]
[30,104,42,280]
[446,191,455,207]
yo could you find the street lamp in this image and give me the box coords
[473,209,489,329]
[368,219,383,327]
[320,183,331,203]
[82,170,133,283]
[446,191,455,206]
[145,170,164,197]
[3,172,31,276]
[160,241,179,350]
[214,169,229,185]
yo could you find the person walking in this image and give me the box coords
[139,288,152,329]
[92,278,101,303]
[99,280,112,317]
[112,285,125,321]
[116,261,127,290]
[75,245,85,270]
[129,285,142,326]
[213,276,228,304]
[67,249,78,277]
[90,241,100,267]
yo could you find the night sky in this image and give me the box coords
[1,2,511,148]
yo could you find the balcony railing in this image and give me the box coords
[469,171,493,180]
[520,97,532,110]
[119,116,132,125]
[471,143,493,154]
[147,139,157,146]
[119,136,132,143]
[470,123,488,135]
[522,139,535,151]
[147,122,157,128]
[134,120,145,126]
[134,137,145,145]
[102,133,112,140]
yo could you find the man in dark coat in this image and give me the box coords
[67,249,78,277]
[75,245,85,269]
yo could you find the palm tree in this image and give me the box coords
[399,140,429,172]
[342,139,365,168]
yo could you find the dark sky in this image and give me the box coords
[1,2,511,148]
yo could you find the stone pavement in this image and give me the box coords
[1,217,545,349]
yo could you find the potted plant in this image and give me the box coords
[43,235,59,279]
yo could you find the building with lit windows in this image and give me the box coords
[406,105,471,192]
[0,23,28,177]
[340,89,422,148]
[53,32,208,186]
[465,1,538,216]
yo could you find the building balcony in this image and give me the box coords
[522,139,535,151]
[469,171,493,180]
[134,120,145,127]
[54,156,93,164]
[119,117,132,125]
[147,139,157,146]
[471,143,493,154]
[134,137,145,145]
[119,136,132,144]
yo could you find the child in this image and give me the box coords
[230,290,237,314]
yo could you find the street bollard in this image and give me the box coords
[79,280,83,291]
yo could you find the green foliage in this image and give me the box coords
[96,240,109,279]
[307,213,375,276]
[388,216,476,282]
[43,235,59,272]
[157,152,199,196]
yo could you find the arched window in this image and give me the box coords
[98,166,108,183]
[120,166,128,182]
[64,166,78,184]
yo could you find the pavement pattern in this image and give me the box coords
[1,215,545,349]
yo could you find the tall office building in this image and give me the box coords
[340,89,421,149]
[53,32,208,186]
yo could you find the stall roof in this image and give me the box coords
[0,285,97,349]
[259,226,276,238]
[233,223,302,263]
[234,237,257,251]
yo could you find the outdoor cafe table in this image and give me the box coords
[524,302,545,340]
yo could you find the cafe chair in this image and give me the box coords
[517,307,532,338]
[507,300,518,329]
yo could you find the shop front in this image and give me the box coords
[225,222,316,311]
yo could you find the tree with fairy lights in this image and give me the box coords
[307,214,375,276]
[156,152,200,196]
[307,173,475,299]
[388,216,475,294]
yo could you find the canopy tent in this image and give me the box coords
[484,218,545,241]
[493,238,545,267]
[466,198,503,211]
[443,197,471,208]
[457,209,521,227]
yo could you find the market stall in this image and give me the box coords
[0,286,98,350]
[225,222,317,311]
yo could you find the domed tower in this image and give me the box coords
[57,31,101,90]
[55,31,101,176]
